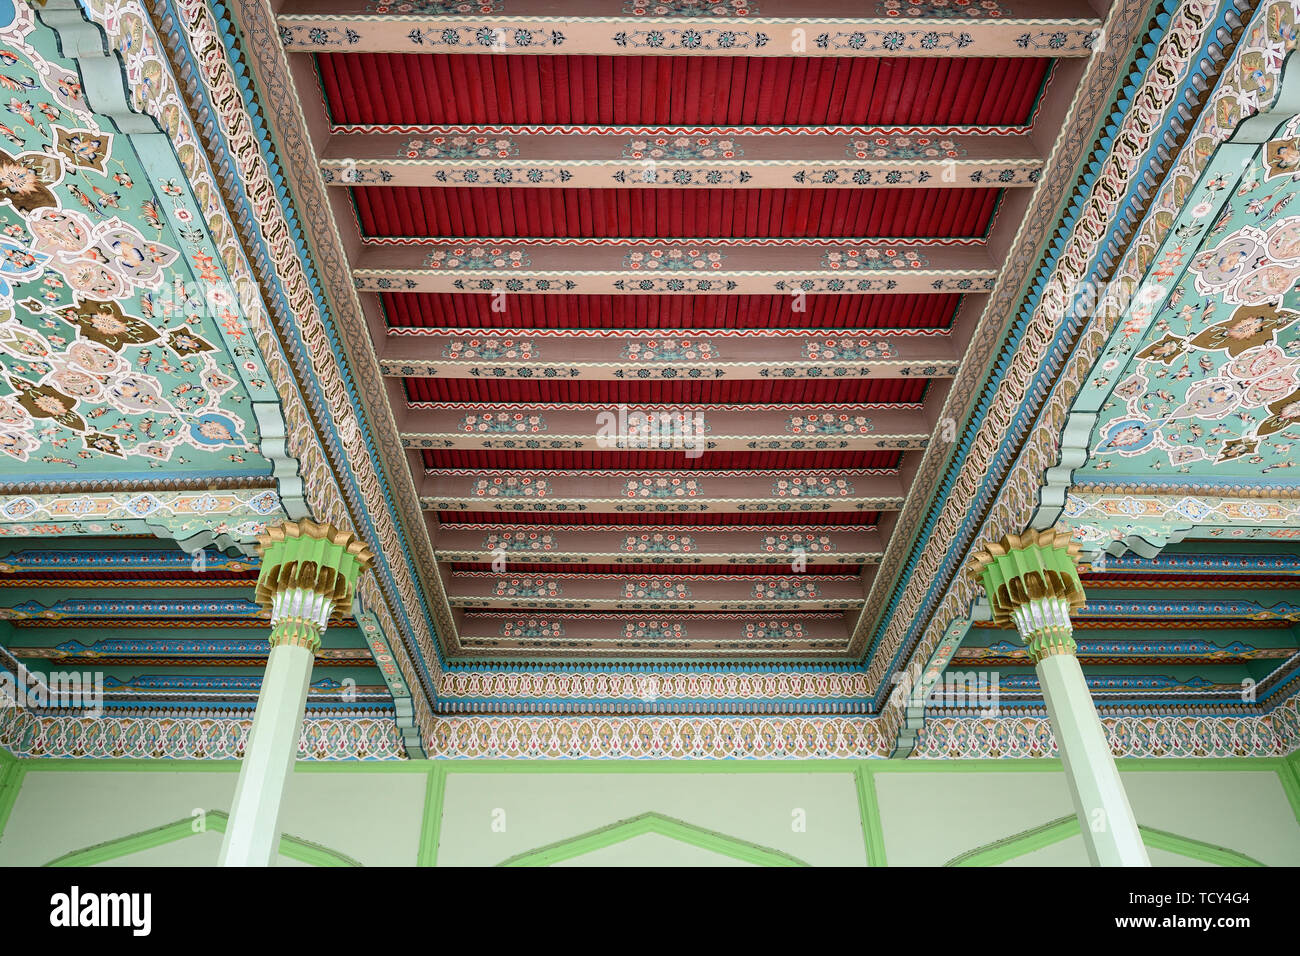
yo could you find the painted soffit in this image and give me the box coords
[0,7,288,491]
[1038,46,1300,557]
[63,0,444,742]
[0,2,427,752]
[0,4,298,551]
[865,0,1298,717]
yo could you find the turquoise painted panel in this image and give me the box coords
[1076,141,1300,484]
[0,11,277,482]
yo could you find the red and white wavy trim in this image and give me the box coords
[389,327,954,338]
[407,401,925,411]
[362,236,987,248]
[1024,59,1060,132]
[424,467,899,477]
[331,124,1031,137]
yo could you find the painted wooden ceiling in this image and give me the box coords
[932,545,1300,717]
[3,0,1300,761]
[298,0,1088,669]
[0,542,387,709]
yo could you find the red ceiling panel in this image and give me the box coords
[404,377,928,404]
[421,449,904,469]
[354,186,1000,238]
[382,292,962,330]
[438,511,880,525]
[320,42,1045,662]
[318,54,1051,127]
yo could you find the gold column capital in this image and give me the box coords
[253,518,376,653]
[968,526,1086,662]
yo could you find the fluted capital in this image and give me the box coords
[1024,625,1078,664]
[967,528,1085,662]
[253,519,375,649]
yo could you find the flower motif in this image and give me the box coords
[0,149,59,214]
[500,618,564,639]
[802,338,898,361]
[82,431,124,457]
[54,127,111,173]
[787,412,874,434]
[772,476,854,497]
[493,576,561,597]
[485,531,556,550]
[822,249,926,271]
[9,376,85,432]
[166,327,215,357]
[62,299,160,351]
[189,413,247,447]
[752,578,821,599]
[0,237,50,302]
[624,532,696,552]
[474,476,548,497]
[743,620,805,639]
[763,533,834,553]
[460,411,545,433]
[623,339,718,361]
[623,577,692,599]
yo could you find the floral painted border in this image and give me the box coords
[0,708,406,760]
[914,698,1300,759]
[427,715,885,759]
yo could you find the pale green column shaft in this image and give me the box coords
[217,641,315,867]
[216,518,374,867]
[970,529,1149,867]
[1037,651,1150,867]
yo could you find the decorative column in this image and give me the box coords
[218,519,374,867]
[969,529,1149,867]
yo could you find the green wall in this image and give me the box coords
[0,762,426,867]
[875,765,1300,866]
[1,754,1297,866]
[438,769,864,866]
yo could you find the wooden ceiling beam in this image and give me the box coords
[455,610,852,656]
[381,328,961,379]
[434,522,883,564]
[320,130,1043,189]
[355,242,996,295]
[447,570,865,610]
[396,401,933,451]
[422,467,906,513]
[277,0,1100,57]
